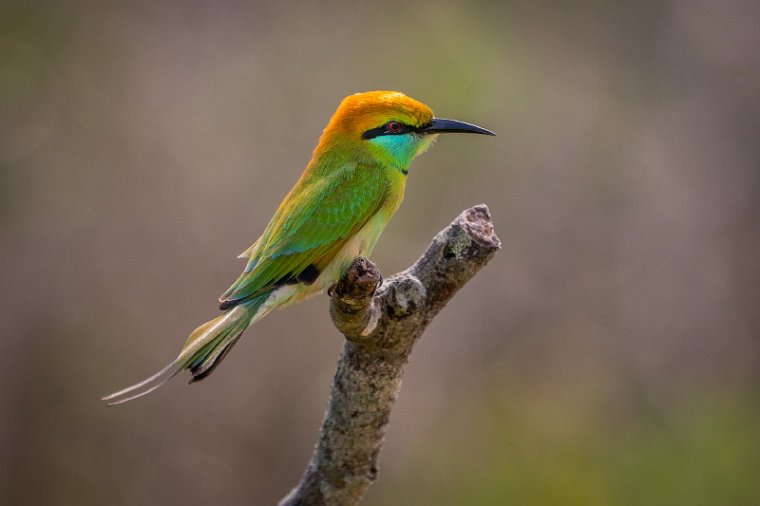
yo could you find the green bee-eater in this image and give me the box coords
[103,91,494,405]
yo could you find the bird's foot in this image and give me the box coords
[331,257,382,300]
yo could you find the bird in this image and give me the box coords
[103,90,494,405]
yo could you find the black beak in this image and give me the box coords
[419,118,496,136]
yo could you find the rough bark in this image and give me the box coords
[280,204,501,506]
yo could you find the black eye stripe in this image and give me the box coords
[362,121,415,139]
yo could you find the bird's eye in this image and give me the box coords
[387,121,403,133]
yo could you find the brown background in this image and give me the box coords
[2,1,759,504]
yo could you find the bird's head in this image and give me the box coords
[318,91,495,171]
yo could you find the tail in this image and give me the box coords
[102,296,268,406]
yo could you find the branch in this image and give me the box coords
[280,205,501,506]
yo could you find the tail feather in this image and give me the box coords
[102,296,267,406]
[189,335,241,383]
[186,307,251,378]
[100,358,184,406]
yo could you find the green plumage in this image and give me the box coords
[220,160,389,308]
[102,90,493,405]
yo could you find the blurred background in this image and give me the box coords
[2,0,759,504]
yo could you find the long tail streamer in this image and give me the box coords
[102,296,267,406]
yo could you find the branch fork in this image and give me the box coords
[280,205,500,506]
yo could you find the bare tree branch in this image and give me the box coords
[280,204,501,506]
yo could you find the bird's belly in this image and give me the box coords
[319,212,389,287]
[278,214,384,302]
[264,211,392,313]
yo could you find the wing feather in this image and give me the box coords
[219,162,386,308]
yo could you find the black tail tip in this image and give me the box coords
[219,300,236,310]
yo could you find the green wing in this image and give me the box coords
[219,162,386,309]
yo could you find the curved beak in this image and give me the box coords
[419,118,496,136]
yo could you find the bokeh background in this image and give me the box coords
[2,1,759,504]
